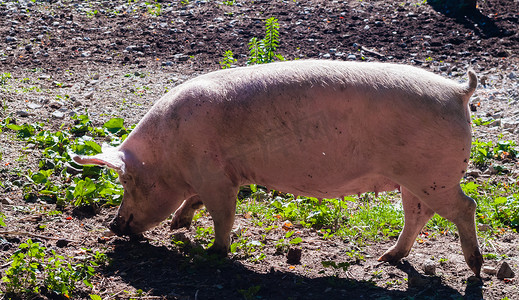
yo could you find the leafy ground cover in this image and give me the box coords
[1,0,518,299]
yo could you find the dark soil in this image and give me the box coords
[1,0,518,299]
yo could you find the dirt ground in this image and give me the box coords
[1,0,518,299]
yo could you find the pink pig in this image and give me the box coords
[73,60,482,276]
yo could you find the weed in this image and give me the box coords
[3,114,128,208]
[230,229,265,260]
[0,72,12,86]
[1,240,107,298]
[238,285,261,300]
[220,16,285,67]
[320,260,350,277]
[145,0,162,16]
[471,138,518,168]
[219,50,237,69]
[274,230,302,254]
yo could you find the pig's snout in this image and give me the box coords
[109,213,134,236]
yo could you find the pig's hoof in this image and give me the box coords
[467,250,483,278]
[207,244,229,258]
[170,216,192,230]
[378,247,407,263]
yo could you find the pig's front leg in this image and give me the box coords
[378,187,435,262]
[171,195,204,229]
[199,185,238,257]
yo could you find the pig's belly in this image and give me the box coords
[249,173,399,199]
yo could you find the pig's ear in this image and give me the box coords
[71,146,126,174]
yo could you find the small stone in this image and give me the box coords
[27,102,42,109]
[286,247,302,265]
[51,110,65,119]
[1,198,14,205]
[5,36,17,43]
[478,224,492,231]
[496,261,515,279]
[423,261,436,275]
[174,53,189,61]
[56,239,70,248]
[482,266,497,275]
[84,91,94,99]
[49,100,63,109]
[16,110,29,117]
[501,119,519,129]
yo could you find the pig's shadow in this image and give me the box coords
[102,240,471,299]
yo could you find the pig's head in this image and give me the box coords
[72,145,186,237]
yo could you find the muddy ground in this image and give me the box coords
[1,0,518,299]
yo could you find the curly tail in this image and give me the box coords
[461,70,477,105]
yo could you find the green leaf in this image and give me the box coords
[289,237,302,245]
[493,197,507,206]
[103,118,125,134]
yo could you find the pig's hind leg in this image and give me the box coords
[378,187,434,263]
[419,186,483,277]
[170,195,204,229]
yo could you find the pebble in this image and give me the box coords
[1,198,14,205]
[286,247,302,265]
[56,239,71,248]
[27,102,42,109]
[482,266,497,275]
[84,91,94,99]
[501,118,519,130]
[49,100,63,109]
[478,224,492,231]
[174,53,189,61]
[51,110,65,119]
[5,36,17,43]
[496,261,515,279]
[423,261,436,275]
[16,110,29,117]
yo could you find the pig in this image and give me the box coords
[72,60,483,276]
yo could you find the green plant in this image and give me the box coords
[220,50,237,69]
[274,231,302,253]
[247,17,285,65]
[3,114,128,209]
[220,16,285,67]
[238,285,261,300]
[320,260,350,277]
[145,0,162,16]
[0,72,12,86]
[2,240,107,298]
